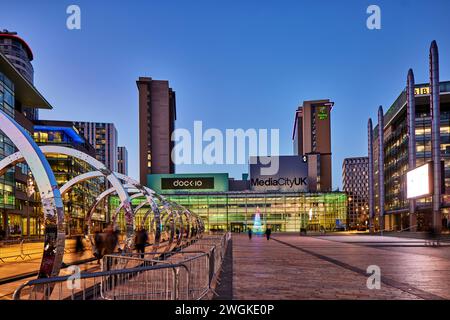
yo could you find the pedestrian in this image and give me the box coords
[265,227,272,240]
[135,227,148,258]
[248,228,252,240]
[75,235,84,252]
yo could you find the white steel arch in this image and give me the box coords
[0,110,65,279]
[0,146,136,250]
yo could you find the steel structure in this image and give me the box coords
[0,110,65,278]
[0,143,203,270]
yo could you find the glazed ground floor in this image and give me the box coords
[125,192,348,233]
[378,207,450,232]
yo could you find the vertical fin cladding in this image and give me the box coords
[430,40,442,232]
[407,69,417,229]
[378,106,385,231]
[368,118,374,231]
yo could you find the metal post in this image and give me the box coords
[368,118,375,233]
[378,106,385,235]
[407,69,417,232]
[430,40,442,233]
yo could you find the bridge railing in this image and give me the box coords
[13,232,230,300]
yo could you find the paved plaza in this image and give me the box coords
[231,234,450,300]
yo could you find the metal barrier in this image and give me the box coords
[13,232,230,300]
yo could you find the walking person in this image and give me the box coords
[265,227,272,240]
[135,227,148,258]
[248,228,252,240]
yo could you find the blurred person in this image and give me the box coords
[265,227,272,240]
[426,225,440,247]
[248,228,252,240]
[75,235,84,253]
[135,227,148,259]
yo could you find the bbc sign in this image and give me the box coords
[161,177,214,190]
[249,156,309,192]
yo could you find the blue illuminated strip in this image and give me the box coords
[33,125,85,144]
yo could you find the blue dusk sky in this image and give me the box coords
[2,0,450,189]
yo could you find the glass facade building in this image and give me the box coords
[373,81,450,231]
[0,71,17,238]
[111,191,347,233]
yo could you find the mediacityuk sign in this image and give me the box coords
[249,156,309,192]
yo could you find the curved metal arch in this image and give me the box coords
[59,170,103,195]
[0,110,65,279]
[0,146,135,250]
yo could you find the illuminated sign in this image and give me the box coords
[407,163,432,199]
[161,177,214,190]
[318,106,328,120]
[414,86,430,95]
[147,173,229,194]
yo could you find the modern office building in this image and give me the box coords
[136,77,176,185]
[293,99,334,192]
[33,120,106,234]
[73,122,118,172]
[342,157,369,229]
[117,146,128,175]
[0,30,38,120]
[112,156,347,233]
[0,51,52,238]
[372,80,450,231]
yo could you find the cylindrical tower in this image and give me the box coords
[0,30,38,120]
[368,118,375,233]
[430,40,442,233]
[407,69,417,231]
[378,106,385,233]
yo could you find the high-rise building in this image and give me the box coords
[0,51,51,238]
[117,146,128,175]
[293,99,334,192]
[73,122,118,172]
[342,157,369,229]
[0,30,38,120]
[136,77,176,185]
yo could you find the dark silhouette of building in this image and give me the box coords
[136,77,176,185]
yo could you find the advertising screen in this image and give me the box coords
[406,163,432,199]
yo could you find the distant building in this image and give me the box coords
[136,77,176,185]
[293,99,334,192]
[117,146,128,175]
[342,157,369,228]
[33,120,105,234]
[73,122,118,172]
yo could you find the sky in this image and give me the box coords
[2,0,450,189]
